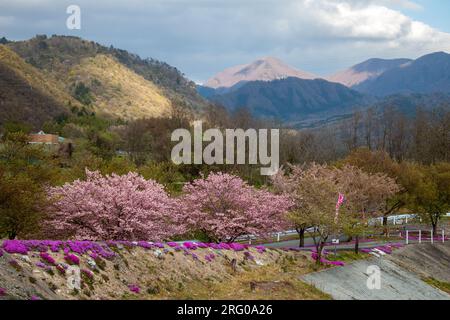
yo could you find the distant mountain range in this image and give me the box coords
[208,77,373,124]
[1,35,449,130]
[199,52,450,127]
[354,52,450,96]
[327,58,412,88]
[204,56,317,89]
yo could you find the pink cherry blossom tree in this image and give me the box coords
[181,172,292,243]
[47,170,185,241]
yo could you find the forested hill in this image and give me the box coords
[0,35,208,127]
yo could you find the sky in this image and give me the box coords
[1,0,450,83]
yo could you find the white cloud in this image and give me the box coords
[0,0,449,80]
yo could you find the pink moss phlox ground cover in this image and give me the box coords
[81,268,94,279]
[0,288,6,296]
[254,245,266,253]
[56,264,66,275]
[196,242,208,249]
[204,253,216,262]
[229,243,245,251]
[191,253,199,260]
[2,240,28,254]
[1,240,115,259]
[1,240,271,267]
[40,252,56,265]
[64,253,80,265]
[311,251,345,267]
[183,242,198,250]
[128,284,140,293]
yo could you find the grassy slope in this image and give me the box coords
[7,35,207,116]
[0,45,85,127]
[0,44,81,109]
[423,277,450,295]
[68,54,172,119]
[0,245,329,300]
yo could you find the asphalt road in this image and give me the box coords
[263,235,404,251]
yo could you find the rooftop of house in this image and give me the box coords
[28,131,66,145]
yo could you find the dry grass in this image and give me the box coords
[161,253,331,300]
[68,54,172,119]
[0,44,82,109]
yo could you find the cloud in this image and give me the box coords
[0,0,449,81]
[0,16,15,27]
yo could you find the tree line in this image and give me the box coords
[0,102,449,265]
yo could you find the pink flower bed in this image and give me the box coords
[40,252,56,265]
[0,239,273,277]
[311,251,345,267]
[3,240,28,254]
[128,284,140,293]
[64,254,80,265]
[81,269,94,279]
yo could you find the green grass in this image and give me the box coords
[326,251,369,263]
[423,277,450,294]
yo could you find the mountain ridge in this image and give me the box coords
[205,56,317,89]
[6,35,208,113]
[354,51,450,96]
[208,77,374,124]
[327,58,412,87]
[0,44,81,127]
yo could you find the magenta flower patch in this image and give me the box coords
[254,245,266,253]
[64,254,80,265]
[204,253,216,262]
[183,242,198,250]
[229,243,245,251]
[0,288,6,296]
[218,243,231,250]
[40,252,56,265]
[128,284,140,293]
[81,269,94,279]
[2,240,28,254]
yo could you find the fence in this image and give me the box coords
[404,229,449,245]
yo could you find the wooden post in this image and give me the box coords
[431,229,434,244]
[419,230,422,244]
[406,230,409,245]
[443,230,445,243]
[277,233,280,242]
